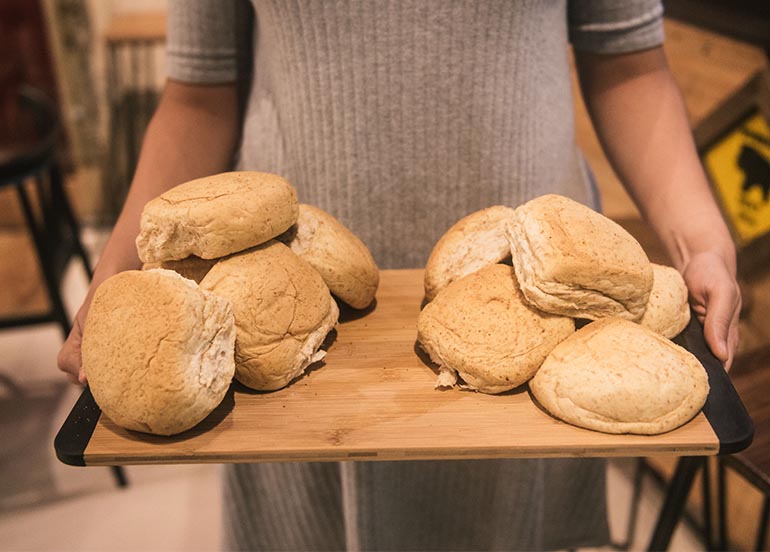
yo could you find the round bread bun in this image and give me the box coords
[424,205,516,302]
[136,171,299,263]
[282,204,379,309]
[82,269,236,436]
[142,255,218,284]
[638,263,691,338]
[530,317,709,435]
[200,240,339,391]
[417,264,575,394]
[506,194,653,321]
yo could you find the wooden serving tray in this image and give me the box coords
[55,269,752,466]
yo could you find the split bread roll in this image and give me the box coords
[507,194,653,321]
[283,204,379,309]
[142,255,218,284]
[424,205,516,302]
[417,264,575,394]
[136,172,299,263]
[200,240,339,391]
[638,263,691,338]
[82,269,236,436]
[530,318,709,435]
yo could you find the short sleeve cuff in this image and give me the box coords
[569,2,664,54]
[166,49,244,84]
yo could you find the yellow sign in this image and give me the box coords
[704,112,770,245]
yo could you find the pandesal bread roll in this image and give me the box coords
[142,255,218,284]
[638,264,691,338]
[530,318,709,435]
[507,194,653,321]
[200,240,339,391]
[282,204,379,309]
[136,171,299,263]
[81,269,236,436]
[424,206,516,302]
[417,264,575,394]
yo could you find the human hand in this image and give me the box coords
[681,250,741,370]
[57,307,88,385]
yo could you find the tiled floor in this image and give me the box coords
[0,229,705,551]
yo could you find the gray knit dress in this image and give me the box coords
[166,1,664,549]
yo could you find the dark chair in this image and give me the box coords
[0,85,127,488]
[717,346,770,551]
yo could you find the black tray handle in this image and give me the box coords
[54,386,101,466]
[678,312,754,455]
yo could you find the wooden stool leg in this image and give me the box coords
[756,495,770,552]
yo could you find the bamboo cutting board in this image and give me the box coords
[57,269,743,467]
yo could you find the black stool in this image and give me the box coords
[0,86,127,488]
[717,346,770,551]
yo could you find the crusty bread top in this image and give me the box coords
[508,194,653,320]
[638,263,691,338]
[142,255,218,284]
[417,264,575,394]
[136,172,299,263]
[81,269,236,436]
[284,204,379,309]
[424,205,516,301]
[200,240,338,391]
[530,317,709,435]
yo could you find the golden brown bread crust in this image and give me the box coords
[200,240,339,391]
[417,264,575,394]
[530,317,709,435]
[638,263,691,338]
[142,255,218,284]
[82,269,236,436]
[283,204,379,309]
[136,172,299,263]
[507,194,653,320]
[423,205,516,302]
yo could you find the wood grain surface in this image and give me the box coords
[84,269,719,466]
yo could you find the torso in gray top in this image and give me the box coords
[166,1,663,549]
[167,0,662,269]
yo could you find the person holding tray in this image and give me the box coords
[59,1,741,549]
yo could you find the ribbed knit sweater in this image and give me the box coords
[167,1,664,549]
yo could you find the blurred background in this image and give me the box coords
[0,0,768,550]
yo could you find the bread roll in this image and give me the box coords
[282,204,379,309]
[507,194,653,320]
[639,263,691,338]
[142,255,218,284]
[424,206,516,301]
[417,264,575,394]
[530,318,709,435]
[82,269,236,436]
[136,172,299,263]
[200,240,339,391]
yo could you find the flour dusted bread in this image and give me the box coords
[283,204,379,309]
[136,172,299,263]
[424,206,516,301]
[507,194,653,320]
[142,255,218,284]
[417,264,575,394]
[530,318,709,435]
[82,269,236,436]
[639,263,691,338]
[200,240,339,391]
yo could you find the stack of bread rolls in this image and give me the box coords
[418,194,708,435]
[82,172,379,435]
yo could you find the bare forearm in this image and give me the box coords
[576,48,735,274]
[87,81,240,309]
